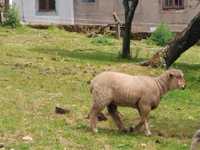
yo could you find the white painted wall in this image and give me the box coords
[9,0,13,5]
[13,0,74,25]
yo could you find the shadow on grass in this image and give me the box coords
[29,47,145,63]
[75,120,198,139]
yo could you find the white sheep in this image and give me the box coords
[88,69,186,136]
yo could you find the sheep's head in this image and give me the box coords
[167,69,186,90]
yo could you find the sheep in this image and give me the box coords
[88,69,186,136]
[191,129,200,150]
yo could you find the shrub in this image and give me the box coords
[148,23,174,46]
[4,6,21,28]
[91,35,113,45]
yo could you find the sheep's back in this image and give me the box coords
[91,72,158,101]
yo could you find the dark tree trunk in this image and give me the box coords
[141,12,200,68]
[122,0,138,58]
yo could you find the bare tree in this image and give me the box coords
[122,0,139,58]
[141,11,200,68]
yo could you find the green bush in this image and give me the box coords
[91,35,113,45]
[148,23,174,46]
[4,6,21,28]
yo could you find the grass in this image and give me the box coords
[0,26,200,150]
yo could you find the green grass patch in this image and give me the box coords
[0,27,199,149]
[91,35,114,46]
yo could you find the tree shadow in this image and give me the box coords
[28,47,145,63]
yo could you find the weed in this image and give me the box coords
[147,23,174,46]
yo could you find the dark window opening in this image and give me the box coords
[39,0,56,12]
[165,0,173,7]
[82,0,95,3]
[163,0,184,9]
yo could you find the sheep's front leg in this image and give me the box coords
[89,108,98,133]
[89,103,105,133]
[132,101,152,136]
[140,104,151,136]
[144,119,151,136]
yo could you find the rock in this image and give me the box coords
[55,106,70,114]
[22,136,33,141]
[140,143,147,148]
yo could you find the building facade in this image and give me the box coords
[13,0,200,32]
[13,0,74,25]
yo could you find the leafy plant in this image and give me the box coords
[4,6,21,28]
[148,23,174,46]
[91,35,113,45]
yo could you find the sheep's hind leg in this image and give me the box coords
[107,103,127,132]
[131,102,151,136]
[144,119,151,136]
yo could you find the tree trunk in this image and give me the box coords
[141,11,200,68]
[122,0,138,58]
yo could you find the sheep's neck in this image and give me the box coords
[155,74,169,97]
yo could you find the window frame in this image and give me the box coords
[162,0,184,10]
[81,0,96,3]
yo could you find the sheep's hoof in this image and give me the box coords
[145,131,152,136]
[92,128,98,133]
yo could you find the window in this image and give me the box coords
[163,0,184,9]
[82,0,95,3]
[39,0,56,12]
